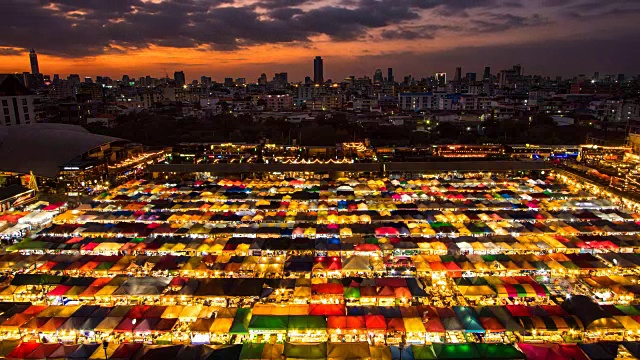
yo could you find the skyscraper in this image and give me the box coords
[435,72,447,86]
[174,71,186,87]
[387,68,394,83]
[258,73,267,86]
[454,67,462,82]
[313,56,323,84]
[373,69,383,84]
[483,66,491,80]
[29,49,39,75]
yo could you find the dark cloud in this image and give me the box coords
[380,25,447,40]
[547,0,640,18]
[0,48,22,56]
[470,13,550,33]
[256,0,312,8]
[0,0,636,65]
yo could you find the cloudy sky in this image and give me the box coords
[0,0,639,82]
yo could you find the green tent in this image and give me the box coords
[287,316,327,332]
[365,237,378,244]
[411,345,437,360]
[11,274,65,286]
[94,262,114,271]
[343,287,360,299]
[6,239,47,252]
[615,305,640,316]
[249,315,288,332]
[476,344,525,359]
[239,343,265,360]
[230,308,252,334]
[432,343,481,359]
[283,342,327,359]
[511,285,528,297]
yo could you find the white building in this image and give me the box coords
[0,75,43,126]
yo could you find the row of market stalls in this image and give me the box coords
[6,340,640,360]
[11,232,640,258]
[52,204,633,224]
[96,177,604,205]
[3,247,639,281]
[51,209,640,233]
[1,296,640,344]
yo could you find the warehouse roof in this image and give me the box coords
[0,124,122,178]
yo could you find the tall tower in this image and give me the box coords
[387,68,394,83]
[29,49,40,75]
[313,56,323,84]
[454,67,462,82]
[483,66,491,80]
[174,71,186,87]
[373,69,383,84]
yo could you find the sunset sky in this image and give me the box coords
[1,0,639,82]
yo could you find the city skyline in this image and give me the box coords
[0,0,639,81]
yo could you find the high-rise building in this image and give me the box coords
[174,71,186,87]
[592,72,600,81]
[29,49,39,75]
[387,68,394,83]
[513,64,522,76]
[258,73,267,86]
[236,78,246,85]
[454,67,462,82]
[121,75,130,85]
[273,73,288,87]
[483,66,491,80]
[373,69,383,84]
[68,74,81,87]
[435,72,447,86]
[304,76,312,85]
[224,77,234,87]
[466,73,477,82]
[84,77,93,84]
[313,56,324,84]
[200,76,212,87]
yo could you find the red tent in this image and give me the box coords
[365,315,387,330]
[308,304,345,316]
[386,318,406,332]
[47,285,72,297]
[423,318,446,333]
[506,305,531,317]
[327,316,365,330]
[126,305,150,319]
[479,317,505,333]
[6,342,40,359]
[311,283,344,295]
[24,343,61,359]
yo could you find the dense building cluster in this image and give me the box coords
[2,54,639,144]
